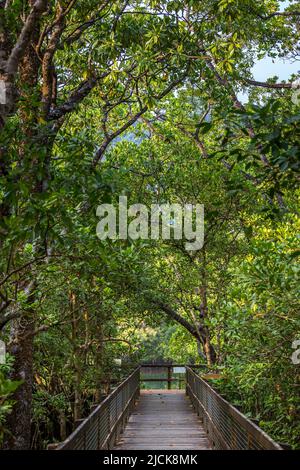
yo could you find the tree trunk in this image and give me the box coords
[203,336,216,367]
[70,291,82,424]
[198,252,217,366]
[95,324,104,402]
[3,29,40,443]
[59,411,67,441]
[73,362,82,423]
[4,284,36,449]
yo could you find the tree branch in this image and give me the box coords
[0,308,18,330]
[5,0,48,75]
[92,72,189,167]
[48,72,110,120]
[256,10,300,20]
[242,78,293,89]
[152,299,200,340]
[41,4,66,117]
[92,106,147,167]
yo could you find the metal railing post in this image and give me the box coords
[55,366,140,450]
[185,366,283,451]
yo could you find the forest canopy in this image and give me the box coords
[0,0,299,450]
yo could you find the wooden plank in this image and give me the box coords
[114,390,211,451]
[117,445,210,450]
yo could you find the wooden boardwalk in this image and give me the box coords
[114,390,211,450]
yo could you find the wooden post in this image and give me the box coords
[74,418,84,429]
[279,442,292,450]
[167,365,172,390]
[47,443,60,450]
[90,404,99,412]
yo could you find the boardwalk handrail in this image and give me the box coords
[56,367,140,450]
[186,367,283,450]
